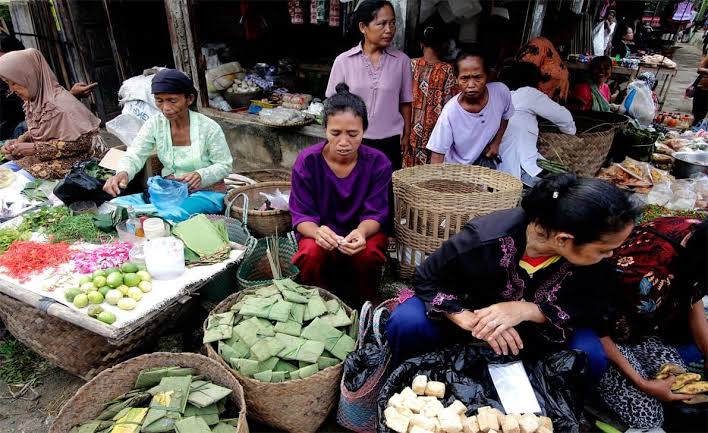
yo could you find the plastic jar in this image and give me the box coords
[144,236,185,280]
[143,218,167,239]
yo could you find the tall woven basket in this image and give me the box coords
[49,352,249,433]
[204,285,354,433]
[225,181,292,237]
[0,292,192,380]
[236,231,299,289]
[538,111,629,177]
[393,165,523,278]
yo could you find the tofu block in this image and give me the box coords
[410,426,434,433]
[412,375,428,395]
[518,414,539,433]
[388,393,405,409]
[421,399,445,418]
[384,407,410,433]
[539,416,553,432]
[536,428,552,433]
[397,407,415,418]
[401,386,418,401]
[500,415,520,433]
[477,411,500,432]
[488,430,499,433]
[462,416,480,433]
[448,400,468,416]
[410,414,437,431]
[403,396,425,413]
[438,409,463,433]
[488,408,505,426]
[509,414,522,422]
[424,381,446,398]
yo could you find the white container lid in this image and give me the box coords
[143,218,166,239]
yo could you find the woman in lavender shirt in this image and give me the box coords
[326,0,413,171]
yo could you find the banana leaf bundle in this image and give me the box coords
[68,421,114,433]
[175,416,212,433]
[212,423,238,433]
[203,312,235,344]
[135,367,195,388]
[301,317,356,361]
[172,215,230,265]
[96,392,151,421]
[111,407,148,433]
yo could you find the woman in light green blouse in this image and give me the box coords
[104,69,233,217]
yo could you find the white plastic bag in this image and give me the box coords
[260,189,290,211]
[106,113,145,147]
[620,81,656,127]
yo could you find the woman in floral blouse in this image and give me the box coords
[404,26,457,167]
[385,174,639,363]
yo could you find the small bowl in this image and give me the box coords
[116,221,145,245]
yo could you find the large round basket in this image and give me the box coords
[236,168,291,183]
[538,111,629,177]
[0,291,192,380]
[49,352,248,433]
[393,165,523,279]
[225,181,292,237]
[204,285,354,433]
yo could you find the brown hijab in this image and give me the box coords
[0,48,100,142]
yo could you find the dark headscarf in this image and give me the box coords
[151,68,197,96]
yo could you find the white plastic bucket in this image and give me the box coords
[144,236,185,280]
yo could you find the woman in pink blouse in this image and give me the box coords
[326,0,413,171]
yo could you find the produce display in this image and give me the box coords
[385,376,554,433]
[205,279,357,383]
[0,227,29,254]
[19,205,71,232]
[0,241,72,282]
[655,363,708,404]
[639,204,707,224]
[226,79,259,95]
[257,107,308,126]
[597,157,674,194]
[68,365,240,433]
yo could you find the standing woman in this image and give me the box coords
[326,0,412,171]
[404,26,457,167]
[0,48,103,179]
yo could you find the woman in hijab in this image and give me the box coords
[0,48,102,179]
[103,69,233,219]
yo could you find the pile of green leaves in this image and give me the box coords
[0,227,30,254]
[0,338,50,384]
[47,213,108,243]
[19,206,70,232]
[20,180,57,203]
[84,161,115,181]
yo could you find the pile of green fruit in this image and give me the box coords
[64,262,152,326]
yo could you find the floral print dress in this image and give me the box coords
[13,130,98,179]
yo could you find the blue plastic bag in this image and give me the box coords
[147,176,188,212]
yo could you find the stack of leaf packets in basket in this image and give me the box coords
[172,215,231,265]
[205,279,358,383]
[69,366,239,433]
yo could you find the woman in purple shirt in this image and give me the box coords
[290,83,392,307]
[326,0,413,171]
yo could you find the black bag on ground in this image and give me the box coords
[376,344,589,433]
[54,160,113,206]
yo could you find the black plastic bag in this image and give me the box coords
[54,160,113,206]
[343,338,389,392]
[474,154,501,169]
[376,344,589,433]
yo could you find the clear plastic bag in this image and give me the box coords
[259,188,290,211]
[147,176,188,212]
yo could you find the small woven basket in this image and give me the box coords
[225,181,292,237]
[204,285,355,433]
[538,112,629,177]
[49,352,249,433]
[236,231,299,289]
[393,165,523,278]
[206,192,252,247]
[0,292,192,380]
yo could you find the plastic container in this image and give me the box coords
[144,236,185,280]
[129,244,145,264]
[116,221,145,245]
[143,218,167,239]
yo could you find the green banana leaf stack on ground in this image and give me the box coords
[205,279,357,383]
[69,366,239,433]
[172,215,231,266]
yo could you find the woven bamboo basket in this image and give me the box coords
[49,352,249,433]
[236,232,299,289]
[236,168,291,183]
[0,292,192,380]
[393,165,523,278]
[204,285,355,433]
[538,112,629,177]
[225,181,292,237]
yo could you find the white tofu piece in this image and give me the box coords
[410,414,437,431]
[403,396,425,413]
[421,399,445,418]
[398,407,415,418]
[500,415,520,433]
[447,400,468,416]
[388,393,405,409]
[539,416,553,432]
[438,409,463,433]
[462,416,480,433]
[401,386,418,401]
[432,417,441,433]
[536,428,552,433]
[424,381,446,398]
[509,414,522,422]
[487,408,505,426]
[410,426,434,433]
[412,375,429,395]
[518,414,539,433]
[418,396,439,405]
[385,407,410,433]
[488,430,499,433]
[477,411,500,432]
[476,406,492,414]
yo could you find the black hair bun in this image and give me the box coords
[335,82,350,95]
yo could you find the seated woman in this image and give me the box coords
[570,56,613,112]
[290,83,391,307]
[498,62,576,186]
[0,48,102,179]
[576,217,707,432]
[426,50,514,166]
[385,174,639,363]
[103,69,233,219]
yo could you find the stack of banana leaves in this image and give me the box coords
[68,366,239,433]
[204,278,359,383]
[172,214,231,266]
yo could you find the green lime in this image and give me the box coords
[137,264,147,272]
[123,273,140,288]
[106,272,123,288]
[117,285,130,296]
[87,291,104,304]
[117,298,137,311]
[87,305,103,318]
[92,269,107,279]
[64,287,81,303]
[121,262,139,274]
[97,311,116,325]
[136,271,152,282]
[127,287,143,301]
[105,289,123,305]
[138,281,152,293]
[92,275,107,288]
[104,267,119,275]
[78,275,92,286]
[80,282,96,293]
[73,294,89,308]
[98,286,111,297]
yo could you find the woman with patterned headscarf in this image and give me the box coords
[517,37,570,102]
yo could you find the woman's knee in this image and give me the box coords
[568,328,609,379]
